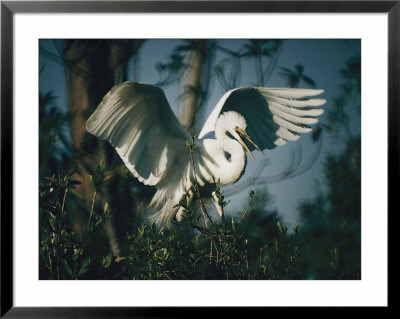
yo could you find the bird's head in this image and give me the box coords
[216,111,262,161]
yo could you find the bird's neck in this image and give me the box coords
[215,134,247,185]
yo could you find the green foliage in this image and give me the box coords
[89,160,105,191]
[40,166,110,280]
[298,137,361,279]
[39,168,304,280]
[236,189,303,279]
[123,216,301,280]
[213,179,229,208]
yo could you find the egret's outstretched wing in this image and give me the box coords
[86,81,191,187]
[198,87,326,151]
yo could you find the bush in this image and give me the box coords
[39,165,304,280]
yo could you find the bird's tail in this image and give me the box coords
[148,195,179,230]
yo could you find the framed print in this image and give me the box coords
[1,0,395,317]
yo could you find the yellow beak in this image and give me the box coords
[234,127,263,162]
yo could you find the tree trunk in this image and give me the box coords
[178,40,215,135]
[63,40,145,256]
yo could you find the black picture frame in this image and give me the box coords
[1,1,395,317]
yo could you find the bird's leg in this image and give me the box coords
[212,191,226,227]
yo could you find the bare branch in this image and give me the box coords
[239,190,255,224]
[224,134,323,196]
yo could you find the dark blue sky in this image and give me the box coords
[40,39,361,226]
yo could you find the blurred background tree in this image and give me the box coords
[298,56,361,279]
[39,39,361,279]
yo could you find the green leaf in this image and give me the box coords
[102,253,113,269]
[187,193,194,208]
[77,257,90,277]
[274,237,279,252]
[48,214,57,230]
[231,217,236,231]
[60,257,73,278]
[277,221,284,236]
[89,175,94,188]
[103,202,109,213]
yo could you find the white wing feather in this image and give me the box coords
[86,81,193,191]
[199,87,326,151]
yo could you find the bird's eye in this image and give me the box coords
[224,151,232,162]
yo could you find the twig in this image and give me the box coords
[61,187,72,230]
[171,219,213,236]
[209,240,213,264]
[88,190,96,225]
[239,190,255,224]
[193,254,208,266]
[171,203,214,236]
[225,134,324,196]
[61,188,68,216]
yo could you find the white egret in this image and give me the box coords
[86,81,326,228]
